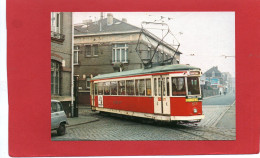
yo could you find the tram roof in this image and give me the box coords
[92,64,200,80]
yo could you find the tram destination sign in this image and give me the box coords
[190,71,200,75]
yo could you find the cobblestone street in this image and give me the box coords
[51,100,236,141]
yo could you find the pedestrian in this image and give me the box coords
[220,91,221,95]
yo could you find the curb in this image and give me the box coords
[66,118,100,127]
[203,95,220,100]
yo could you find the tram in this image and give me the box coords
[90,64,205,123]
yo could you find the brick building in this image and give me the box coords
[201,66,224,97]
[51,12,73,115]
[204,66,223,88]
[74,13,181,106]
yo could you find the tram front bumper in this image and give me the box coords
[170,114,205,121]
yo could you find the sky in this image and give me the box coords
[73,12,235,77]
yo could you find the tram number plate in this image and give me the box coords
[186,98,198,102]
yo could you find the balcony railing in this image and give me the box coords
[51,31,65,42]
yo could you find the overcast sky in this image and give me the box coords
[73,12,235,77]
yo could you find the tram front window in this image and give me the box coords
[172,77,186,96]
[187,77,200,95]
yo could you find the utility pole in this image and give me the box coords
[71,12,74,117]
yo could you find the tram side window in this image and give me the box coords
[91,82,94,95]
[135,80,139,95]
[139,79,145,96]
[158,78,161,96]
[154,78,157,96]
[95,83,98,95]
[166,77,170,96]
[126,80,134,95]
[98,82,104,95]
[172,77,186,96]
[162,78,166,96]
[118,80,126,95]
[110,81,117,95]
[146,79,151,96]
[104,82,110,95]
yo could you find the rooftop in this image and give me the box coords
[74,16,180,53]
[74,18,140,35]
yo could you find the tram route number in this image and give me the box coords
[113,101,122,105]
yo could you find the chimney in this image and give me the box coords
[107,13,113,25]
[122,18,127,23]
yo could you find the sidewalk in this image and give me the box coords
[199,101,235,127]
[215,103,236,129]
[66,106,99,127]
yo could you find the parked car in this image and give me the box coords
[51,100,68,136]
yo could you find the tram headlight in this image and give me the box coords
[193,108,198,113]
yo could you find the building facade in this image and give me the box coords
[201,66,233,97]
[74,13,181,106]
[51,12,73,115]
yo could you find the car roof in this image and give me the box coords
[51,100,60,103]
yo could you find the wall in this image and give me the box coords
[51,12,72,97]
[51,12,72,115]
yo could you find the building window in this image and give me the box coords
[86,77,91,89]
[74,45,79,65]
[93,44,98,56]
[85,45,91,57]
[51,12,61,33]
[212,71,215,77]
[85,45,98,57]
[112,44,128,63]
[51,60,60,95]
[147,47,151,59]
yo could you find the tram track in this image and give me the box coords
[171,127,210,140]
[170,124,236,140]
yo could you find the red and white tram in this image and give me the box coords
[90,64,205,123]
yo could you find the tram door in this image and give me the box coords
[153,76,170,115]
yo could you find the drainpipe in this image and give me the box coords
[71,12,74,117]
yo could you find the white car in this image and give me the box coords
[51,100,68,136]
